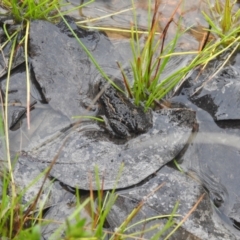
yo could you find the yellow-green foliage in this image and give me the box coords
[2,0,60,22]
[204,0,240,36]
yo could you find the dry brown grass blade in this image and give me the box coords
[198,25,212,52]
[116,61,133,98]
[152,0,183,82]
[146,0,161,85]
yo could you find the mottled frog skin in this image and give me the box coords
[99,83,152,138]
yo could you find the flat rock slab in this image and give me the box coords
[1,69,36,129]
[173,61,240,238]
[13,158,92,239]
[177,108,240,237]
[185,65,240,121]
[0,69,71,153]
[22,108,196,190]
[107,165,236,239]
[13,158,66,207]
[0,23,25,78]
[29,18,122,119]
[41,193,92,239]
[193,76,240,121]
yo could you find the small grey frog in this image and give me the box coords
[99,82,152,138]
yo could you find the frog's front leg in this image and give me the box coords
[81,98,98,112]
[101,116,130,138]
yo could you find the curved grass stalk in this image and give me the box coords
[4,34,18,239]
[159,51,199,58]
[24,20,31,129]
[3,23,11,40]
[72,116,104,122]
[173,159,184,173]
[124,213,181,233]
[78,25,160,35]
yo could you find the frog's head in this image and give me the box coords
[97,78,126,92]
[88,77,107,98]
[98,80,109,91]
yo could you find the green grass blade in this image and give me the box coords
[221,0,231,33]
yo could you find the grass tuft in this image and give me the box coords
[1,0,93,23]
[2,0,60,22]
[115,0,193,110]
[203,0,240,44]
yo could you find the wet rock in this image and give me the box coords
[172,60,240,238]
[177,111,240,238]
[0,23,25,78]
[13,156,55,207]
[10,105,71,152]
[41,186,92,239]
[1,68,36,130]
[0,17,127,158]
[2,18,197,195]
[29,18,123,120]
[23,108,196,190]
[181,64,240,121]
[13,157,92,239]
[0,14,218,239]
[107,165,236,239]
[14,155,76,208]
[193,75,240,121]
[0,63,72,154]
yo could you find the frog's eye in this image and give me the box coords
[98,81,109,92]
[98,81,104,90]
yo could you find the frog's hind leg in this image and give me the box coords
[99,115,130,139]
[109,119,131,139]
